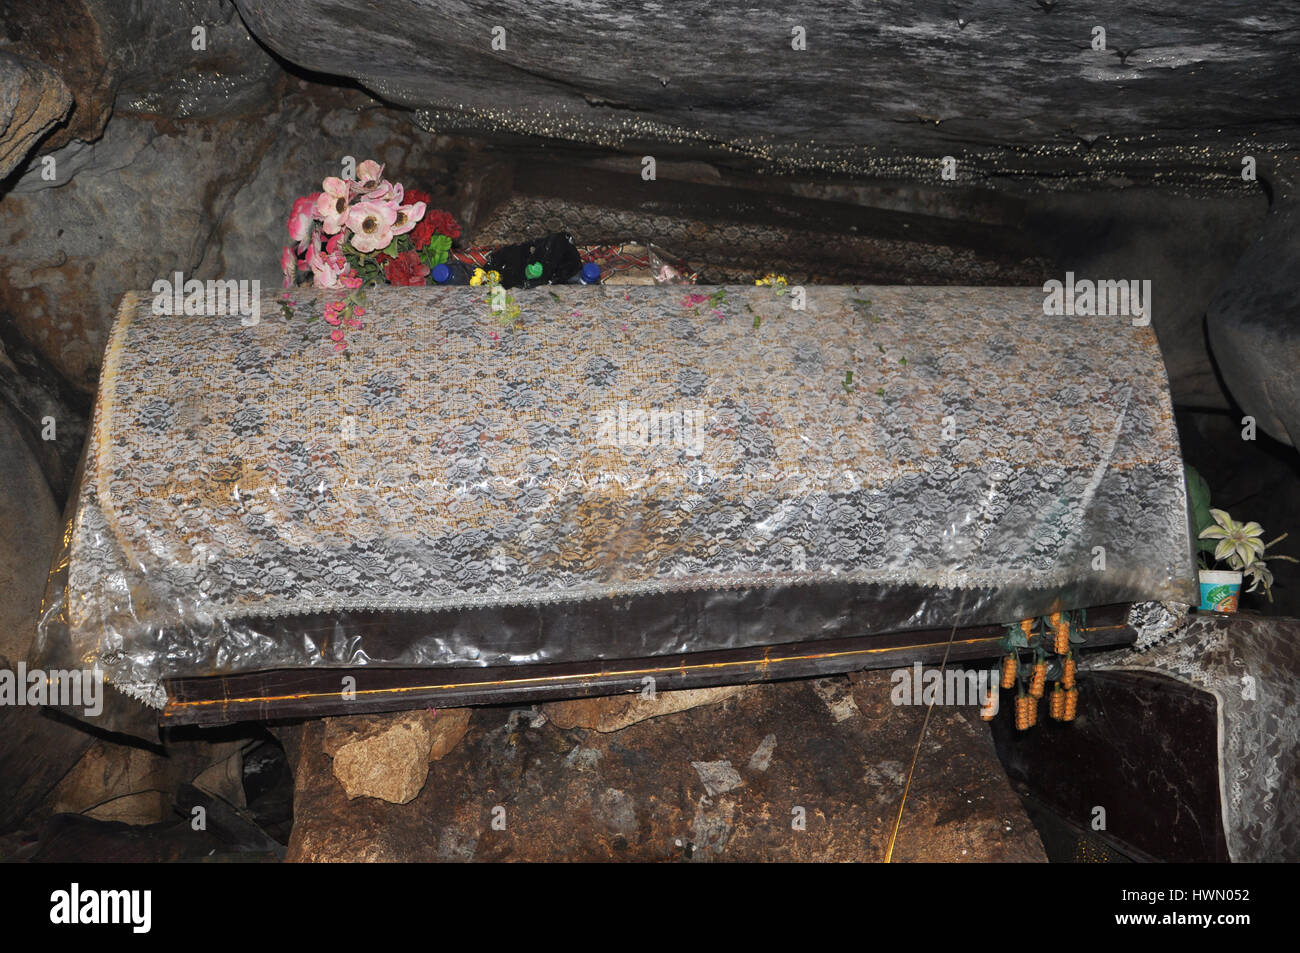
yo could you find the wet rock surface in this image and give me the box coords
[286,673,1046,862]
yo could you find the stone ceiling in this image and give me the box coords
[231,0,1300,188]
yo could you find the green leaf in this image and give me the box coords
[418,234,452,270]
[1068,631,1086,645]
[1185,465,1219,554]
[1008,631,1029,649]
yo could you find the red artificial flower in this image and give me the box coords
[408,190,460,250]
[384,249,430,286]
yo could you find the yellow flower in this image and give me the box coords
[470,268,487,286]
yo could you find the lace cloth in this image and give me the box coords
[1093,611,1300,862]
[38,285,1197,698]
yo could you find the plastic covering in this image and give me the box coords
[35,285,1199,710]
[1091,613,1300,862]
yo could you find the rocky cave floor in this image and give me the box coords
[5,673,1055,863]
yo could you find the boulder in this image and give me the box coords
[0,52,70,181]
[329,715,433,805]
[325,708,473,803]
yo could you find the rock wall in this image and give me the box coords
[230,0,1300,186]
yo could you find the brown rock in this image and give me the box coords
[542,684,748,733]
[323,707,471,762]
[427,708,472,761]
[1,3,111,151]
[330,718,431,805]
[0,52,71,180]
[46,738,245,827]
[322,708,436,757]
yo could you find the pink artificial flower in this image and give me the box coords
[346,317,363,329]
[334,341,347,352]
[346,201,397,253]
[330,328,344,342]
[353,306,365,316]
[351,160,385,196]
[341,271,362,290]
[371,181,403,205]
[323,302,343,326]
[307,243,346,288]
[280,246,296,288]
[325,231,342,255]
[287,193,319,248]
[390,197,426,236]
[315,177,351,235]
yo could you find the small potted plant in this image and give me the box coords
[1186,466,1295,611]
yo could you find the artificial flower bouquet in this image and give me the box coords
[279,159,462,350]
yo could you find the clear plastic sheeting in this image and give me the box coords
[35,285,1199,708]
